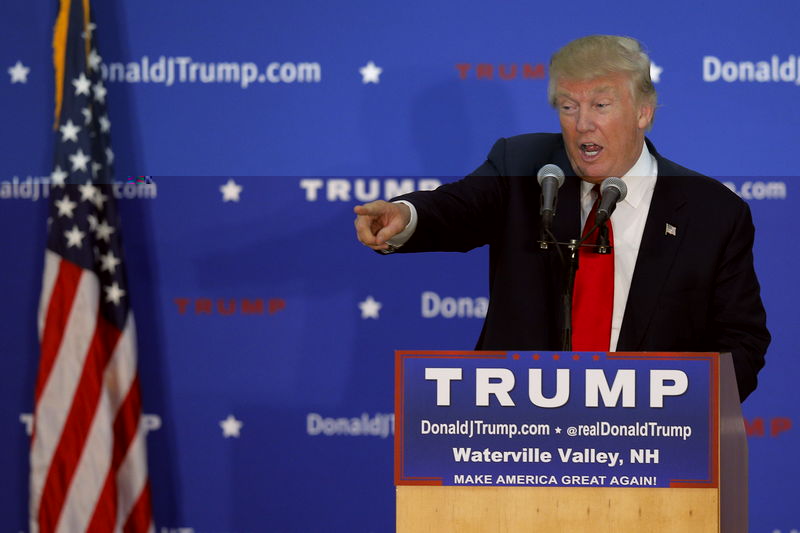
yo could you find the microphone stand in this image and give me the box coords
[539,220,612,351]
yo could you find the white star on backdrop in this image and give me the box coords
[359,61,382,84]
[104,282,126,305]
[72,72,91,96]
[8,61,30,83]
[55,196,78,218]
[81,106,92,125]
[359,295,382,319]
[220,414,243,438]
[105,147,114,164]
[650,61,663,83]
[59,119,81,143]
[220,179,243,202]
[64,225,86,248]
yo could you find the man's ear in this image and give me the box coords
[637,103,655,130]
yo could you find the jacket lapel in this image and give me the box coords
[617,158,689,350]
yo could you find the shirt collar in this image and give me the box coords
[580,142,657,208]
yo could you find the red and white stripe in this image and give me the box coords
[31,250,153,533]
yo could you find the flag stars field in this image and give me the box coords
[55,196,77,218]
[64,225,86,248]
[72,72,91,96]
[104,282,126,305]
[60,119,81,143]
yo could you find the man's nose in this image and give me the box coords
[576,110,596,133]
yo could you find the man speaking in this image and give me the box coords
[353,35,769,401]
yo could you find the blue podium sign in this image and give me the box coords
[395,351,719,489]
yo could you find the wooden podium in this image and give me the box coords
[395,352,747,533]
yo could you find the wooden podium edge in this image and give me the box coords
[719,352,748,533]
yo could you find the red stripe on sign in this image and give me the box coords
[123,480,154,533]
[38,313,122,533]
[87,373,144,531]
[35,260,83,404]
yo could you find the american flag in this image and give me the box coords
[30,1,154,532]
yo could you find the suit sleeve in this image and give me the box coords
[390,138,510,253]
[710,200,770,401]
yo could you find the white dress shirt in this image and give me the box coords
[387,141,658,351]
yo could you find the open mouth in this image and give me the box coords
[580,143,603,158]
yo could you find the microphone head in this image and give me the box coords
[600,177,627,202]
[537,164,565,187]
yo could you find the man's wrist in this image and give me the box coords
[385,200,418,249]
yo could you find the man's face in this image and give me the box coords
[554,73,653,184]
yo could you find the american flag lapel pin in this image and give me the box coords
[665,223,677,237]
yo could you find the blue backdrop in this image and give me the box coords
[1,1,797,532]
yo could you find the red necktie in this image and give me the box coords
[572,186,614,351]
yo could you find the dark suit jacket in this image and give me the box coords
[395,133,769,400]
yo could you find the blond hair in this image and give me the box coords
[548,35,657,126]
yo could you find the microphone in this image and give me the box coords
[595,177,628,227]
[537,164,566,230]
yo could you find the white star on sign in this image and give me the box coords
[358,295,382,319]
[59,119,81,143]
[220,179,242,202]
[650,61,663,83]
[554,427,562,434]
[94,219,115,242]
[359,61,382,84]
[220,414,243,438]
[64,225,86,248]
[51,166,67,187]
[69,148,90,172]
[93,81,107,104]
[8,61,30,83]
[104,282,126,305]
[55,196,78,218]
[88,49,102,71]
[72,72,91,96]
[99,250,121,273]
